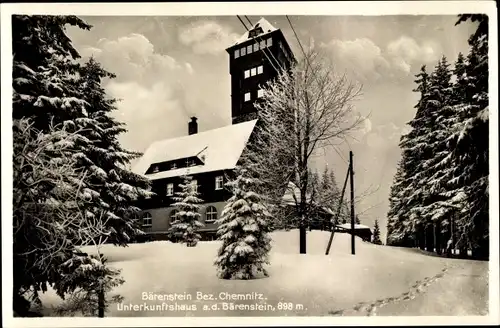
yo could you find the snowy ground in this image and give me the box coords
[39,230,489,317]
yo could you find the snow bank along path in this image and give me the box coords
[39,230,488,317]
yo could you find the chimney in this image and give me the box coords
[188,117,198,135]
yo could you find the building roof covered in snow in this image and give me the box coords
[132,119,257,180]
[282,182,311,206]
[231,18,279,47]
[281,182,334,214]
[336,223,372,231]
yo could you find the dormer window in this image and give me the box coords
[215,176,224,190]
[247,44,253,54]
[249,26,263,38]
[234,49,240,58]
[166,183,174,196]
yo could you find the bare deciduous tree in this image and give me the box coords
[252,49,364,254]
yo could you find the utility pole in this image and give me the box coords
[325,167,350,255]
[350,151,355,255]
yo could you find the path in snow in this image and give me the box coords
[330,254,488,316]
[373,259,489,316]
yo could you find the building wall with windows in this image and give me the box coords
[140,201,227,239]
[139,170,233,208]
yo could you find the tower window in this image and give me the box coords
[260,40,266,49]
[234,49,240,58]
[258,89,264,98]
[266,38,273,47]
[244,92,251,102]
[253,43,259,52]
[241,47,246,56]
[244,70,250,79]
[257,65,263,74]
[247,45,253,54]
[250,67,257,76]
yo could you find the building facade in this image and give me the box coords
[132,18,296,241]
[226,18,296,124]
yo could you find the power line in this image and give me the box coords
[244,15,284,72]
[285,15,309,66]
[236,15,250,30]
[235,15,282,74]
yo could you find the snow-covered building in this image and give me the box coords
[132,18,296,240]
[336,223,373,242]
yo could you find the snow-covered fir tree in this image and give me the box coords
[449,15,489,259]
[410,56,455,255]
[168,174,204,247]
[71,58,152,246]
[386,15,490,259]
[214,155,272,280]
[393,65,432,244]
[372,220,382,245]
[386,159,410,246]
[12,15,151,315]
[12,15,93,315]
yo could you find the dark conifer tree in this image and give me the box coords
[372,220,382,245]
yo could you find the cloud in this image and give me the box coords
[321,36,439,82]
[322,38,390,81]
[178,21,239,55]
[82,33,187,86]
[386,36,439,73]
[364,122,410,150]
[78,33,197,151]
[106,81,187,152]
[387,36,438,64]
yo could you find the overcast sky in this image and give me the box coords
[66,15,476,240]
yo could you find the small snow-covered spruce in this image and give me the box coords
[168,174,204,247]
[214,159,272,280]
[372,220,382,245]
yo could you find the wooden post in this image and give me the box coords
[349,151,355,256]
[325,167,350,255]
